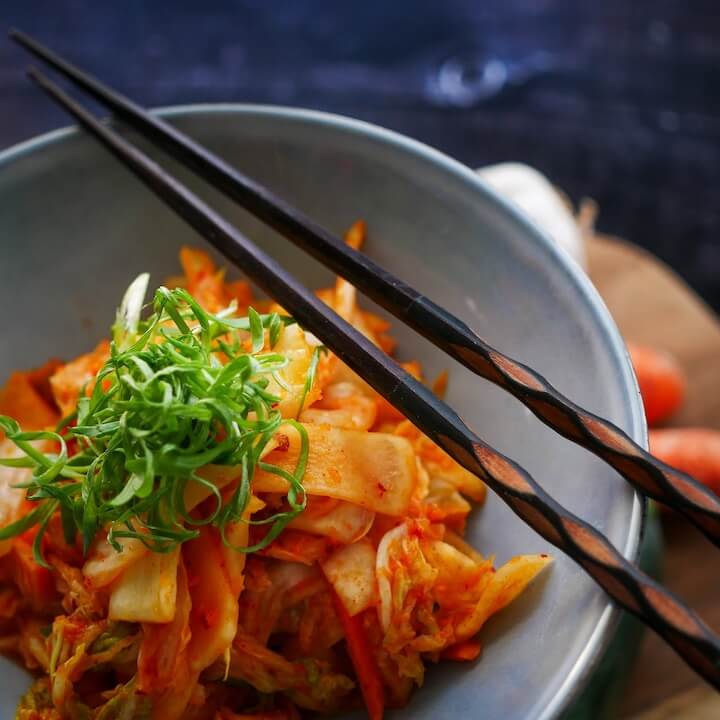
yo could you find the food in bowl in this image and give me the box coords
[0,223,550,719]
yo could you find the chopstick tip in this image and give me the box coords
[8,28,33,49]
[25,66,45,87]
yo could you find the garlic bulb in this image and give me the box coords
[477,163,587,270]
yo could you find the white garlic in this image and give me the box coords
[477,162,587,270]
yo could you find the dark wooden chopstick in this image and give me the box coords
[22,64,720,690]
[10,29,720,550]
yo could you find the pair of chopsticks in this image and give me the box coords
[10,29,720,688]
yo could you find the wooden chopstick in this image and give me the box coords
[10,29,720,550]
[21,64,720,690]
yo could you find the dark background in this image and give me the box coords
[2,1,719,311]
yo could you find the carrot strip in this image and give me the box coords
[0,371,59,431]
[9,538,55,612]
[344,219,367,250]
[432,370,449,399]
[628,344,686,426]
[25,359,64,411]
[333,592,385,720]
[650,428,720,496]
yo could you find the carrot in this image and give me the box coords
[649,428,720,496]
[440,639,483,662]
[225,279,253,309]
[49,340,111,417]
[179,246,216,286]
[344,219,367,250]
[0,371,59,431]
[25,359,64,411]
[432,370,449,399]
[9,538,56,612]
[332,592,385,720]
[628,344,686,426]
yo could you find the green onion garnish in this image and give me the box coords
[0,278,310,561]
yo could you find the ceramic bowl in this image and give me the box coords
[0,105,644,719]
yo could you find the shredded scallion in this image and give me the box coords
[0,279,310,562]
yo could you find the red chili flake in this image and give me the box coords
[275,434,290,452]
[376,482,388,497]
[201,606,219,629]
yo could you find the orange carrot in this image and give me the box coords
[25,359,64,411]
[440,639,483,662]
[179,245,216,286]
[628,344,686,426]
[650,428,720,496]
[9,538,56,612]
[49,340,111,418]
[333,593,385,720]
[432,370,449,399]
[344,219,367,250]
[0,371,59,431]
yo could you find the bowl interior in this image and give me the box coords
[0,105,644,720]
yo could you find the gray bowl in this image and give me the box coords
[0,105,644,719]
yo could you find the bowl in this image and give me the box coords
[0,105,644,719]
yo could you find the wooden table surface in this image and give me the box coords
[586,235,720,718]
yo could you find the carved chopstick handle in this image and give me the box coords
[428,304,720,547]
[438,430,720,689]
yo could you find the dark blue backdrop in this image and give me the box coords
[2,1,719,311]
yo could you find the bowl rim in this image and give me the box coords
[0,102,646,719]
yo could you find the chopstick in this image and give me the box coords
[20,63,720,690]
[10,29,720,551]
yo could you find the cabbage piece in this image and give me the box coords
[187,447,277,512]
[376,523,438,634]
[300,406,374,431]
[424,458,487,504]
[184,525,238,674]
[454,554,552,640]
[442,528,486,565]
[289,497,374,543]
[138,559,191,693]
[0,439,32,558]
[49,340,111,417]
[229,631,354,712]
[220,495,265,595]
[301,381,378,431]
[375,520,551,677]
[422,474,472,526]
[265,324,322,417]
[375,522,438,683]
[108,548,179,623]
[16,678,53,715]
[94,678,151,720]
[136,556,200,720]
[238,560,323,644]
[421,539,492,607]
[254,423,417,516]
[83,532,149,589]
[322,538,378,616]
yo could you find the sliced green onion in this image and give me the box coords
[0,282,311,561]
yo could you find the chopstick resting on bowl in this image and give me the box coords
[10,28,720,551]
[13,35,720,690]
